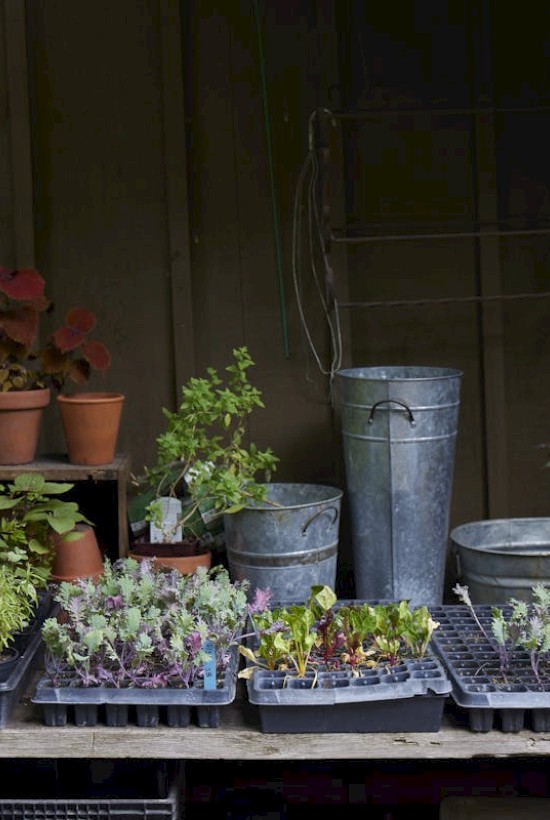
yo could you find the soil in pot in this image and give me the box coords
[129,537,212,574]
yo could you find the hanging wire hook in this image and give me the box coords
[293,108,343,403]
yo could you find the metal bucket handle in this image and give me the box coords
[302,506,340,536]
[368,399,416,427]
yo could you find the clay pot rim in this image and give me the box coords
[0,387,51,410]
[57,392,125,405]
[50,568,104,582]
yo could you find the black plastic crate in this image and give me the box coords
[0,760,183,820]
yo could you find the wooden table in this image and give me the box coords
[2,673,550,761]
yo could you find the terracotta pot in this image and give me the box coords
[51,524,105,582]
[0,388,50,465]
[57,392,124,465]
[129,539,212,575]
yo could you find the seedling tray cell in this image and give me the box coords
[430,604,550,732]
[32,644,240,728]
[246,657,452,733]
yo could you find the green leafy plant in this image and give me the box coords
[0,564,41,654]
[133,346,279,543]
[0,473,91,589]
[239,585,440,681]
[0,266,111,391]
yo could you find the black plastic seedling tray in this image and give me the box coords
[430,604,550,733]
[0,592,56,730]
[243,597,452,733]
[246,658,452,733]
[32,644,240,728]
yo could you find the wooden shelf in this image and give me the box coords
[0,453,131,560]
[2,673,550,760]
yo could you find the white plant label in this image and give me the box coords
[149,497,183,543]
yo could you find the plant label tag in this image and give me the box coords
[203,640,216,690]
[149,497,183,543]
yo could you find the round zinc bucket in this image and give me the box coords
[451,517,550,604]
[224,483,343,603]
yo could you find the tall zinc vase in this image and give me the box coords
[336,366,462,608]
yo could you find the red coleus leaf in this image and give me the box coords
[82,340,111,371]
[52,325,85,352]
[0,306,40,347]
[0,267,46,301]
[65,307,96,334]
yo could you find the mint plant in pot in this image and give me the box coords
[130,346,278,574]
[0,265,112,464]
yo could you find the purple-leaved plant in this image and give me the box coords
[41,557,251,689]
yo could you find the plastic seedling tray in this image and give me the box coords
[246,658,452,733]
[430,604,550,733]
[0,591,56,730]
[243,599,452,733]
[32,643,240,728]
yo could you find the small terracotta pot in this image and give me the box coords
[57,392,124,465]
[51,524,105,582]
[0,388,50,465]
[129,539,212,575]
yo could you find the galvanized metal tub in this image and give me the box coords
[224,483,343,603]
[451,517,550,604]
[336,365,462,608]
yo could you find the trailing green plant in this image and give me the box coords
[41,557,252,689]
[133,346,279,543]
[239,585,440,680]
[0,564,42,654]
[0,473,91,589]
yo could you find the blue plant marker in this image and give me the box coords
[203,640,216,691]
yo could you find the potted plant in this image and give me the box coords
[129,346,278,573]
[0,472,93,589]
[429,583,550,733]
[34,557,252,728]
[238,584,451,733]
[0,265,113,464]
[0,472,92,722]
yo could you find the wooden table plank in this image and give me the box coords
[2,676,550,760]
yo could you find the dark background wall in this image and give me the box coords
[1,0,550,597]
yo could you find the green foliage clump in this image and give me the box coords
[137,346,279,541]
